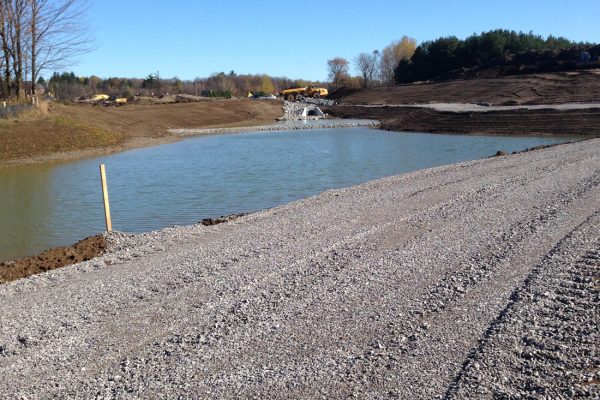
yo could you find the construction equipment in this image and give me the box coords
[280,85,328,101]
[91,94,110,102]
[103,96,127,106]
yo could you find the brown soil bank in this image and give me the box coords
[325,105,600,136]
[325,69,600,136]
[0,99,282,165]
[0,235,106,284]
[332,69,600,105]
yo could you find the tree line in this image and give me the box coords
[45,70,326,100]
[327,36,417,89]
[0,0,91,101]
[393,30,594,83]
[326,30,597,89]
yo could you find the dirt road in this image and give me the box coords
[1,139,598,398]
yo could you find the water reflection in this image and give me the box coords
[0,164,55,261]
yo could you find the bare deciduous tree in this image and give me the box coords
[327,57,349,87]
[0,0,92,100]
[6,0,27,98]
[0,1,12,98]
[29,0,93,96]
[355,51,378,88]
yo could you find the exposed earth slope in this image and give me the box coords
[332,69,600,105]
[0,99,283,165]
[325,69,600,136]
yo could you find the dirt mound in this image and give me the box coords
[334,69,600,106]
[0,235,107,284]
[327,86,361,100]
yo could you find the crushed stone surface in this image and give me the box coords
[0,138,599,398]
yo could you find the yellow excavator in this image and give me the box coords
[90,94,127,106]
[280,85,328,101]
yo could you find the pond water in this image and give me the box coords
[0,128,573,261]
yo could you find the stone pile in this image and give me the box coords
[294,95,337,106]
[281,100,327,121]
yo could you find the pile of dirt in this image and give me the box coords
[201,213,247,226]
[0,235,107,284]
[0,113,125,162]
[327,86,361,100]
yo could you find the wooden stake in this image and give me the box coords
[99,164,113,232]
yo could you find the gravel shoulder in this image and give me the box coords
[1,139,599,398]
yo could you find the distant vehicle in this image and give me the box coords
[249,93,277,100]
[103,95,127,106]
[91,94,110,102]
[280,85,328,101]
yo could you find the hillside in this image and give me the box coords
[324,69,600,136]
[0,99,283,165]
[331,69,600,105]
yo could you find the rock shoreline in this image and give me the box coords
[169,118,380,136]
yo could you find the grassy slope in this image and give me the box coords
[0,99,283,164]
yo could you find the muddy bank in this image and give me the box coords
[323,105,600,137]
[0,235,106,284]
[0,212,250,283]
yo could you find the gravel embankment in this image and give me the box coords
[1,139,599,399]
[170,118,379,136]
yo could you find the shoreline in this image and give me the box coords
[4,102,597,169]
[1,137,598,397]
[0,119,380,168]
[0,137,581,281]
[323,105,600,137]
[169,118,380,136]
[4,102,596,168]
[0,136,181,168]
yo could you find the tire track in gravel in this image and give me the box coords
[0,159,530,397]
[60,149,600,397]
[271,170,600,398]
[445,212,600,399]
[1,140,599,398]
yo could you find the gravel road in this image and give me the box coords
[1,138,599,399]
[348,102,600,113]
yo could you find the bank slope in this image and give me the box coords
[0,139,598,398]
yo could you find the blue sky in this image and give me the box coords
[67,0,600,82]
